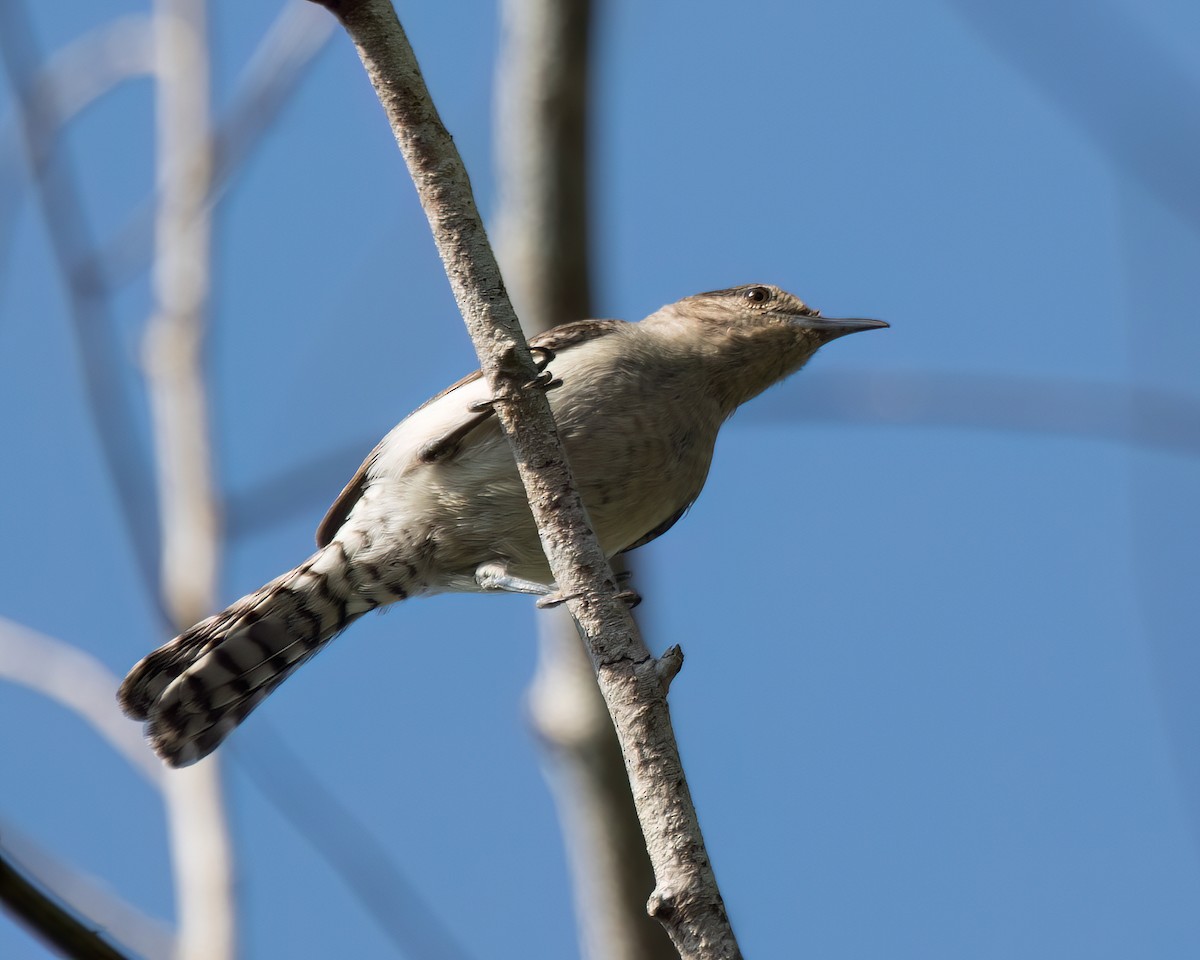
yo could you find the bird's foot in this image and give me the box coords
[524,345,562,391]
[466,346,561,416]
[523,369,563,391]
[475,561,555,598]
[537,585,640,609]
[475,562,638,609]
[614,588,642,608]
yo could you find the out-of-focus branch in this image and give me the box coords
[308,2,740,955]
[223,371,1200,542]
[1,823,174,960]
[948,0,1200,235]
[145,0,219,632]
[144,5,236,960]
[494,1,674,957]
[0,0,162,604]
[494,0,591,327]
[0,620,169,956]
[0,848,131,960]
[0,619,163,785]
[89,0,336,290]
[765,369,1200,457]
[235,724,474,960]
[0,15,153,281]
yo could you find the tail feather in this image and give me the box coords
[119,545,401,766]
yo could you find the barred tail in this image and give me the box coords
[118,543,407,766]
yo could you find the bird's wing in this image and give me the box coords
[621,499,694,554]
[316,319,626,547]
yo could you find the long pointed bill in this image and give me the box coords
[794,315,889,339]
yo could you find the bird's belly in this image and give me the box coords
[365,386,720,589]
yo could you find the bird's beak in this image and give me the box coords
[793,315,889,339]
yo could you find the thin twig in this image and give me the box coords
[308,2,740,955]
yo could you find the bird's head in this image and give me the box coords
[679,283,888,344]
[651,283,888,412]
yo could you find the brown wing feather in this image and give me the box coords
[315,319,627,547]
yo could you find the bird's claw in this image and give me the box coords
[615,588,642,608]
[522,369,563,392]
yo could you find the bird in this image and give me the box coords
[119,283,887,765]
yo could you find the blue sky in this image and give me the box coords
[2,0,1199,957]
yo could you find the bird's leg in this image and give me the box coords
[473,562,574,609]
[475,561,556,598]
[475,562,641,609]
[614,588,642,608]
[612,568,642,607]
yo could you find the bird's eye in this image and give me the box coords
[743,286,771,304]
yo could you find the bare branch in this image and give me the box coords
[0,620,164,958]
[211,1,336,188]
[308,1,740,954]
[20,15,153,123]
[145,3,236,959]
[0,15,153,281]
[89,0,336,291]
[0,619,164,785]
[653,645,684,694]
[307,1,739,950]
[0,625,238,960]
[528,607,676,960]
[0,0,162,605]
[1,822,173,960]
[494,0,676,956]
[0,848,131,960]
[145,0,220,630]
[493,0,591,326]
